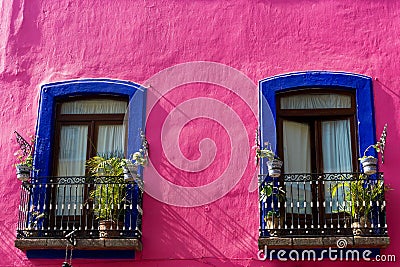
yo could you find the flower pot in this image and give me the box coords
[123,164,138,182]
[352,217,371,236]
[265,217,282,236]
[267,159,283,178]
[16,164,32,181]
[360,157,378,175]
[99,220,123,238]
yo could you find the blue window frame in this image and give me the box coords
[259,71,376,170]
[35,79,146,176]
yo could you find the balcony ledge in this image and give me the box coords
[15,238,142,251]
[259,236,390,249]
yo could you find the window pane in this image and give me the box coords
[321,119,353,214]
[283,120,312,214]
[97,125,125,157]
[56,125,88,216]
[280,93,351,109]
[61,99,127,114]
[321,119,353,173]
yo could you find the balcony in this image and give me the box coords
[15,176,143,251]
[259,172,390,249]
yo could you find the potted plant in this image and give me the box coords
[86,155,127,238]
[332,174,389,235]
[14,133,34,182]
[256,142,283,178]
[359,124,387,175]
[260,181,285,236]
[122,131,148,184]
[122,150,148,182]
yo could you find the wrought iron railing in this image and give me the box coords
[259,172,388,237]
[16,176,143,240]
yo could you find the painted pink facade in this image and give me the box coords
[1,0,399,266]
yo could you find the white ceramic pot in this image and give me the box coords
[16,164,32,181]
[360,157,378,175]
[267,159,283,178]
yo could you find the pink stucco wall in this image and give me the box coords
[1,0,400,266]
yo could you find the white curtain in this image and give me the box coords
[61,99,127,114]
[322,119,352,213]
[97,125,125,156]
[283,120,312,214]
[281,93,351,109]
[56,125,88,216]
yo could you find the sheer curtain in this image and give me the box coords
[61,99,127,114]
[283,120,312,214]
[322,119,352,213]
[280,93,351,109]
[97,125,125,156]
[56,125,88,216]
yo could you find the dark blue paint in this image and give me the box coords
[27,249,135,259]
[258,71,376,230]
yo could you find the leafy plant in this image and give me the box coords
[86,155,126,221]
[14,134,35,167]
[331,174,390,219]
[260,182,285,202]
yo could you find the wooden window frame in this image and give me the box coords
[276,89,358,227]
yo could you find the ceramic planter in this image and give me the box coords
[352,217,371,236]
[265,216,282,236]
[267,159,283,178]
[99,220,123,238]
[16,164,32,181]
[360,157,378,175]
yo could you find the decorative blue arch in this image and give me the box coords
[259,71,376,163]
[34,79,147,177]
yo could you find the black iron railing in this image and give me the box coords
[259,172,388,237]
[16,176,143,239]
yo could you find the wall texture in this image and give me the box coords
[1,0,399,266]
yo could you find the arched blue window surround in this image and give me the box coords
[34,78,147,177]
[259,71,376,163]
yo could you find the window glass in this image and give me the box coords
[280,93,351,109]
[60,99,127,114]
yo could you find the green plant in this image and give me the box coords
[359,124,387,163]
[331,174,389,219]
[14,135,35,167]
[266,210,279,218]
[260,181,286,203]
[86,155,126,221]
[255,141,279,163]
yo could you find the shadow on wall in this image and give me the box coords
[0,221,29,266]
[373,79,400,255]
[141,159,257,265]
